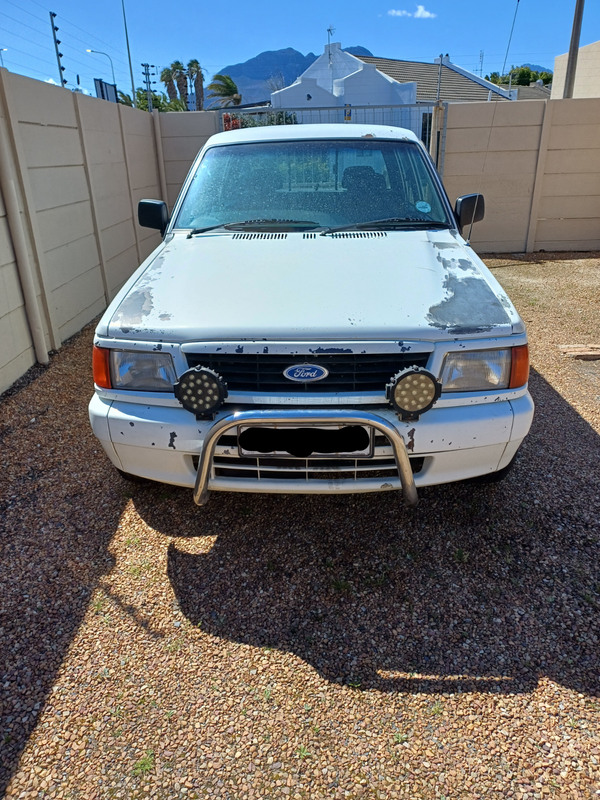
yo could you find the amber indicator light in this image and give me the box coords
[509,345,529,389]
[92,346,111,389]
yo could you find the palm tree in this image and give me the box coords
[187,59,205,111]
[170,60,188,107]
[160,67,178,101]
[207,74,242,107]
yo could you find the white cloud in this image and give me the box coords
[44,77,59,84]
[414,4,436,17]
[388,5,436,17]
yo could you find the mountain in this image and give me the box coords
[522,63,553,74]
[216,46,374,105]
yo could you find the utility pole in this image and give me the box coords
[122,0,136,107]
[479,50,484,77]
[141,63,156,112]
[563,0,585,98]
[49,13,67,87]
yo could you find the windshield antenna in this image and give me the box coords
[327,25,336,92]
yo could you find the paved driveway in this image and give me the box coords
[1,253,599,799]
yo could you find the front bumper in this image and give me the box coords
[89,391,534,505]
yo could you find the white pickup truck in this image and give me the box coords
[89,123,534,507]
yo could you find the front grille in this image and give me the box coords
[192,432,425,483]
[185,352,430,394]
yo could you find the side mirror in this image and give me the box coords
[138,199,169,235]
[455,194,485,234]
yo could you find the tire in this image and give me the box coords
[466,453,518,485]
[116,468,150,484]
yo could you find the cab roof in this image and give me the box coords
[206,123,422,147]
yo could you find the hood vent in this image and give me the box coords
[330,231,387,239]
[303,233,317,239]
[231,233,288,240]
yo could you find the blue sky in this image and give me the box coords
[1,0,598,97]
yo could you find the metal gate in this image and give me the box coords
[216,102,448,176]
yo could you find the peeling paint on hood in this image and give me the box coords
[105,230,521,343]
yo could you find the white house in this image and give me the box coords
[270,42,417,114]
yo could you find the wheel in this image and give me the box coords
[466,453,518,485]
[116,468,150,484]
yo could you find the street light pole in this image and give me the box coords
[121,0,136,107]
[0,49,7,68]
[563,0,585,98]
[86,49,116,85]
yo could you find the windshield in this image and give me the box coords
[174,139,452,231]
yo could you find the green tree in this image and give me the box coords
[118,90,133,105]
[170,60,188,107]
[187,59,205,111]
[486,65,553,87]
[160,67,178,101]
[207,73,242,107]
[118,88,186,112]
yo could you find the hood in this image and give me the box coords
[106,229,520,343]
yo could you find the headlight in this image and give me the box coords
[441,349,511,392]
[174,367,228,418]
[386,367,442,420]
[110,350,177,391]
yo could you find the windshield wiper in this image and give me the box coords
[186,223,232,238]
[186,219,321,238]
[321,218,452,235]
[223,219,321,231]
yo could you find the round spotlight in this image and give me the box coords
[174,367,228,417]
[386,367,441,420]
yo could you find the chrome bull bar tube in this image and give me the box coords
[193,409,418,507]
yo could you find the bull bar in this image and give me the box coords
[193,408,418,507]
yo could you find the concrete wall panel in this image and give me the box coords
[550,97,600,125]
[101,218,137,263]
[28,165,90,212]
[539,195,600,220]
[19,124,82,169]
[44,234,100,292]
[445,125,542,154]
[0,215,16,267]
[159,111,219,138]
[535,217,600,243]
[84,129,127,165]
[541,172,600,197]
[162,136,205,162]
[0,259,23,319]
[94,191,133,232]
[36,201,95,254]
[105,244,138,296]
[0,306,34,376]
[446,100,545,129]
[9,73,78,128]
[548,123,600,150]
[53,266,105,341]
[88,162,130,200]
[544,148,600,174]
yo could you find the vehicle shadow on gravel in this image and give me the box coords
[137,369,600,698]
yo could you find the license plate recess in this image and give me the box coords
[238,425,373,459]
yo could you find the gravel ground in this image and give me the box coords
[1,253,599,800]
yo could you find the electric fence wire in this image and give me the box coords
[3,0,135,71]
[0,18,115,82]
[27,0,135,66]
